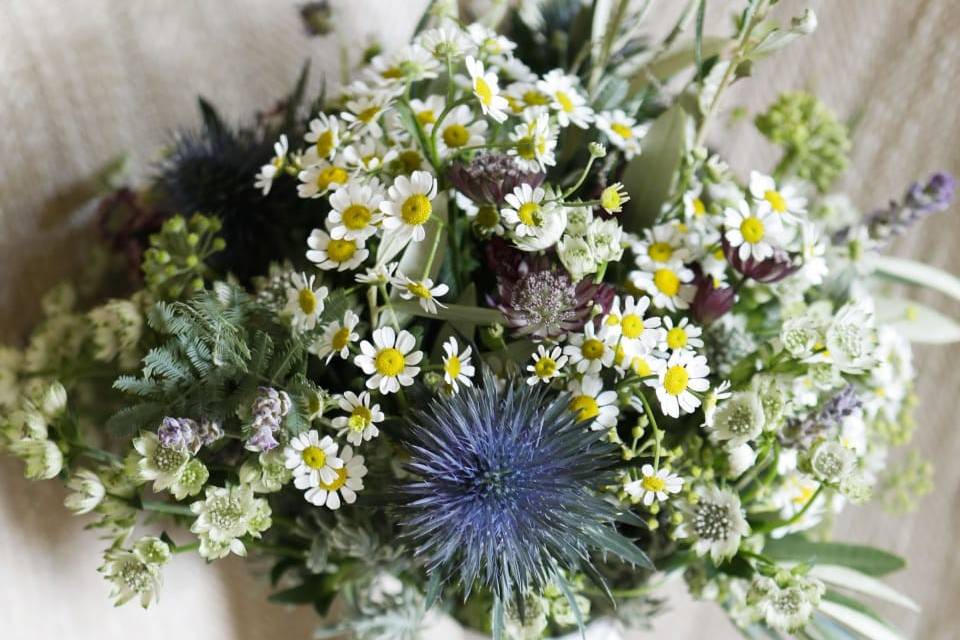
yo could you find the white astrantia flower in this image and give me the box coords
[380,170,439,244]
[564,204,593,236]
[625,464,683,506]
[64,468,106,514]
[284,272,328,333]
[724,199,784,261]
[595,109,645,158]
[631,261,696,311]
[332,391,384,446]
[809,439,856,482]
[748,574,825,632]
[600,183,630,214]
[557,234,597,281]
[602,295,663,353]
[749,171,807,224]
[392,273,449,314]
[508,111,558,172]
[284,429,343,491]
[526,344,568,385]
[306,228,369,272]
[726,443,758,478]
[825,301,877,373]
[99,540,169,608]
[441,337,475,393]
[297,161,350,199]
[304,444,367,510]
[564,323,616,374]
[302,113,340,164]
[587,217,625,263]
[133,432,189,492]
[646,349,710,418]
[418,25,475,60]
[465,56,509,123]
[501,183,566,251]
[685,485,750,562]
[567,376,619,430]
[708,391,765,447]
[190,484,271,560]
[780,316,819,357]
[435,105,488,157]
[254,134,289,195]
[537,69,593,128]
[88,300,143,367]
[310,310,360,363]
[659,316,704,353]
[10,437,63,480]
[239,449,292,494]
[354,327,423,394]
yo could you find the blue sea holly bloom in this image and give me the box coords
[399,371,652,618]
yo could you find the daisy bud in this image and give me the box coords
[791,9,818,35]
[40,381,68,419]
[588,142,606,158]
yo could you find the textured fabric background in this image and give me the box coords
[1,1,958,638]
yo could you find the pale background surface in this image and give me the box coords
[1,1,958,638]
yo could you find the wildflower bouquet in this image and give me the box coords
[2,1,956,638]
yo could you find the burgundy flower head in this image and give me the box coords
[448,152,544,205]
[722,239,800,284]
[690,268,735,324]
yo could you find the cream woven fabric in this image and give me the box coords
[1,1,958,638]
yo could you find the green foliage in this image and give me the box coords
[762,535,906,577]
[142,213,226,300]
[755,91,850,192]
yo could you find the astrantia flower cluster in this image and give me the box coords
[0,3,953,639]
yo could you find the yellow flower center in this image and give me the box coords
[316,166,348,190]
[647,242,674,263]
[416,109,436,126]
[298,288,317,315]
[315,130,335,158]
[442,124,470,148]
[581,338,605,360]
[534,356,557,378]
[517,202,540,226]
[621,314,644,339]
[349,406,372,430]
[692,197,706,217]
[357,105,380,123]
[407,282,432,299]
[631,357,652,377]
[516,136,536,160]
[764,189,787,213]
[398,150,422,173]
[663,365,689,396]
[381,66,404,79]
[475,204,499,229]
[474,77,493,105]
[792,483,816,506]
[444,355,461,379]
[301,446,327,470]
[523,90,549,106]
[605,314,621,327]
[319,467,348,491]
[740,217,765,244]
[326,239,357,263]
[401,194,432,225]
[666,327,688,350]
[601,186,622,211]
[641,474,666,492]
[341,204,372,230]
[375,347,405,376]
[555,90,575,113]
[713,248,725,260]
[610,122,633,138]
[653,269,680,296]
[569,395,599,421]
[331,326,351,351]
[614,343,626,366]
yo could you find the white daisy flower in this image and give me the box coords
[602,295,663,353]
[332,391,384,446]
[392,272,449,314]
[284,272,328,333]
[526,344,568,385]
[630,261,696,311]
[645,349,710,418]
[328,180,384,241]
[659,316,704,353]
[564,323,616,374]
[749,171,806,223]
[619,350,667,380]
[303,114,340,164]
[310,310,360,363]
[501,183,566,251]
[354,327,423,394]
[465,56,509,123]
[457,191,506,237]
[723,199,784,262]
[682,183,709,221]
[595,110,645,158]
[537,69,593,128]
[441,337,475,392]
[355,261,398,286]
[297,161,350,199]
[367,44,439,85]
[684,485,750,562]
[380,170,439,244]
[508,110,558,172]
[634,223,691,267]
[600,182,629,214]
[254,134,289,195]
[306,228,369,271]
[626,464,683,506]
[408,95,446,132]
[284,430,343,489]
[418,25,475,60]
[341,138,399,173]
[466,24,517,59]
[341,91,393,138]
[303,445,367,510]
[435,105,488,157]
[567,375,619,430]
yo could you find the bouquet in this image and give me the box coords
[2,1,956,638]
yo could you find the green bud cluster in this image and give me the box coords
[142,213,226,300]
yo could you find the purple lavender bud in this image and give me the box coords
[448,152,545,205]
[197,417,224,445]
[245,424,279,452]
[690,273,735,324]
[906,171,956,215]
[158,417,198,451]
[856,171,957,244]
[722,241,801,283]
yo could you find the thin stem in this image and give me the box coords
[172,541,200,554]
[637,390,664,471]
[378,284,401,331]
[562,154,600,199]
[141,500,195,518]
[421,218,447,280]
[754,484,823,533]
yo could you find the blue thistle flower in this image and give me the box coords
[399,371,651,619]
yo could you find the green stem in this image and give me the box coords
[141,500,195,518]
[637,390,664,471]
[421,218,447,280]
[754,484,823,533]
[562,154,600,199]
[173,541,200,554]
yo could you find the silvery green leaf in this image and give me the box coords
[810,565,919,612]
[818,600,906,640]
[697,60,731,115]
[871,254,960,302]
[874,296,960,344]
[393,301,503,326]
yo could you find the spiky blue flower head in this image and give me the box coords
[400,371,650,608]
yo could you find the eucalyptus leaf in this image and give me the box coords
[810,565,919,612]
[818,600,906,640]
[871,255,960,302]
[762,536,905,576]
[874,296,960,344]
